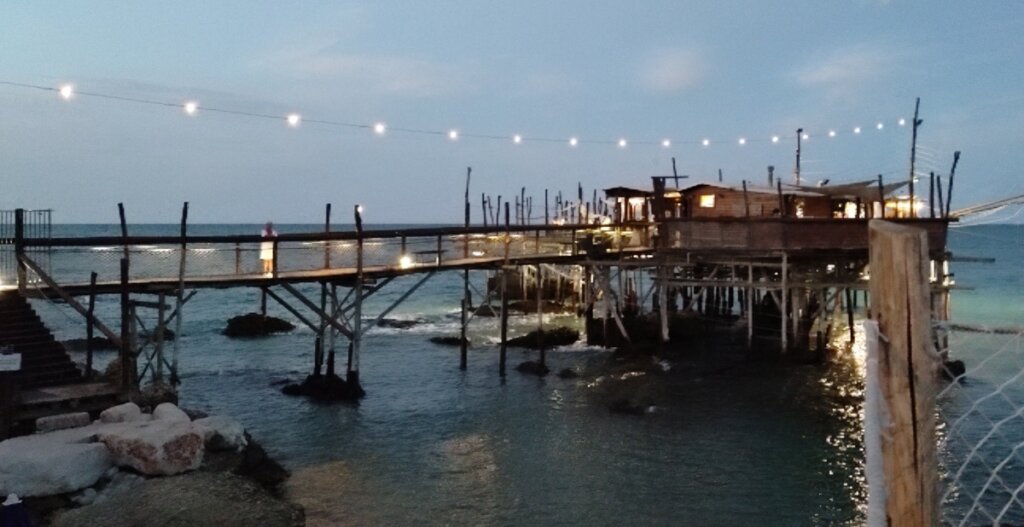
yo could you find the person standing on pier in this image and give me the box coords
[260,221,277,275]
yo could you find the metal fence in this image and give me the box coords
[0,209,51,288]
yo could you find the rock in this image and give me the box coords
[429,336,469,347]
[515,360,550,377]
[182,408,209,421]
[97,419,203,476]
[234,435,289,491]
[152,402,190,423]
[376,317,424,329]
[0,440,112,497]
[506,327,579,349]
[280,373,365,402]
[49,472,303,527]
[134,382,178,410]
[61,337,118,352]
[72,487,97,506]
[194,416,247,452]
[36,412,91,433]
[942,359,966,380]
[557,368,579,379]
[99,402,145,424]
[223,313,295,338]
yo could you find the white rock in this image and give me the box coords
[152,402,190,423]
[97,419,203,476]
[99,402,144,424]
[193,416,248,452]
[0,440,112,497]
[36,412,91,433]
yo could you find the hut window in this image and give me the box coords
[699,194,716,208]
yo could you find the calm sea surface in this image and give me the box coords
[23,223,1024,526]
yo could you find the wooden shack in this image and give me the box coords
[603,186,653,223]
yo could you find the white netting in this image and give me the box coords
[935,322,1024,526]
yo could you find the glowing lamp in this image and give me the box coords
[286,113,301,127]
[59,84,74,100]
[617,138,627,148]
[771,135,780,143]
[876,122,884,130]
[853,126,862,134]
[828,130,836,138]
[661,139,671,148]
[569,137,578,147]
[399,255,414,269]
[184,101,198,115]
[898,118,906,126]
[448,129,459,140]
[738,137,746,145]
[373,122,387,135]
[701,138,710,147]
[513,134,522,144]
[801,132,809,140]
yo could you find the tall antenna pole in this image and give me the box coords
[909,97,922,217]
[795,129,803,185]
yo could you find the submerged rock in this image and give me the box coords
[223,313,295,338]
[506,327,579,349]
[429,335,469,347]
[515,360,550,377]
[376,317,424,329]
[280,373,365,402]
[557,368,579,379]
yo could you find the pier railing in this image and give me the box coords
[8,222,653,292]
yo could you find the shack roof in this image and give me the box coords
[604,186,653,198]
[784,180,909,200]
[673,182,822,197]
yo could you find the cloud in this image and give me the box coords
[795,44,908,94]
[257,38,473,97]
[639,49,705,93]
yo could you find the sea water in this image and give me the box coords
[25,224,1023,526]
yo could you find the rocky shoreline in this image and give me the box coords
[0,403,301,527]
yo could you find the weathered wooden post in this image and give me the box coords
[119,257,135,391]
[461,168,471,370]
[867,220,939,526]
[350,204,364,389]
[908,97,922,216]
[499,267,509,377]
[945,151,960,217]
[172,201,188,385]
[781,252,788,351]
[324,203,332,269]
[85,272,98,380]
[536,264,545,370]
[14,209,25,293]
[118,203,130,263]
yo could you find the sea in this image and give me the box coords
[18,223,1024,526]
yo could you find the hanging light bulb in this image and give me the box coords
[448,129,459,140]
[59,84,74,100]
[828,130,836,138]
[701,138,710,147]
[853,126,862,134]
[617,138,627,148]
[286,113,301,127]
[513,134,522,144]
[876,122,884,130]
[373,122,387,135]
[801,132,810,140]
[898,118,906,126]
[661,139,671,148]
[569,137,578,147]
[183,101,198,115]
[771,135,780,144]
[738,137,746,145]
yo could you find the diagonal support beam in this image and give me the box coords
[19,254,123,348]
[263,287,322,334]
[280,282,353,339]
[361,271,436,338]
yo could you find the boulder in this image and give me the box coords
[99,402,145,424]
[557,368,579,379]
[193,416,247,452]
[429,336,469,347]
[280,373,365,402]
[0,440,112,497]
[234,435,289,490]
[152,403,190,423]
[223,313,295,338]
[36,412,91,433]
[97,420,203,476]
[134,382,179,410]
[515,360,550,377]
[942,359,966,380]
[376,317,424,329]
[506,327,579,349]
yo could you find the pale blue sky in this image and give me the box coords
[1,1,1021,223]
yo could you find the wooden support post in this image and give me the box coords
[86,272,98,380]
[928,173,935,219]
[777,180,785,217]
[536,264,545,370]
[845,287,855,343]
[324,203,332,269]
[658,266,669,344]
[909,97,921,216]
[867,220,939,526]
[461,169,471,370]
[118,203,129,263]
[742,180,750,218]
[119,258,134,391]
[316,282,327,376]
[172,201,187,385]
[272,240,279,277]
[499,268,509,377]
[781,253,788,351]
[14,209,25,293]
[945,151,960,217]
[154,292,166,382]
[351,205,364,388]
[544,189,549,225]
[328,284,337,376]
[878,174,886,219]
[235,242,241,274]
[935,175,945,218]
[747,264,754,348]
[260,288,267,316]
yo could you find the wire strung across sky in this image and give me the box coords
[1,79,913,149]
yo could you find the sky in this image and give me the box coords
[1,1,1022,223]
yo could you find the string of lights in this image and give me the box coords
[1,79,911,149]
